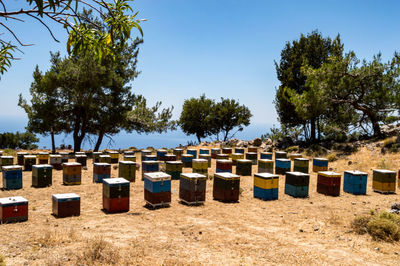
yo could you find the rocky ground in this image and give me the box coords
[0,144,400,265]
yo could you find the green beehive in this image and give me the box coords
[258,159,274,174]
[199,154,211,167]
[166,161,183,180]
[1,156,14,167]
[236,159,252,176]
[99,155,111,164]
[32,164,53,188]
[24,155,37,171]
[293,158,309,173]
[118,161,136,182]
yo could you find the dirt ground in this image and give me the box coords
[1,145,400,265]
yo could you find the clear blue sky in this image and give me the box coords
[1,0,399,133]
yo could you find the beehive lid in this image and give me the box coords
[166,161,182,165]
[144,172,171,181]
[314,157,328,161]
[181,173,207,180]
[261,152,272,155]
[290,153,302,156]
[246,152,257,155]
[295,158,309,161]
[344,170,368,175]
[211,148,221,151]
[217,159,232,164]
[187,148,197,151]
[1,156,13,159]
[199,154,211,157]
[94,162,111,167]
[318,171,340,177]
[103,178,129,185]
[254,172,279,179]
[108,151,119,154]
[259,159,273,163]
[200,148,209,151]
[193,159,207,163]
[222,147,232,150]
[100,155,111,158]
[142,161,159,165]
[214,172,240,180]
[236,159,252,163]
[141,149,152,153]
[52,193,80,201]
[17,152,28,155]
[50,154,62,158]
[275,151,287,154]
[373,169,396,174]
[38,152,49,155]
[276,158,291,162]
[75,154,87,158]
[164,154,175,157]
[59,152,69,155]
[119,161,135,165]
[182,154,194,157]
[33,164,52,168]
[124,155,136,158]
[157,149,168,152]
[174,148,184,151]
[286,171,309,177]
[75,152,85,155]
[2,165,22,171]
[0,196,28,206]
[24,155,36,159]
[93,152,103,155]
[63,162,81,166]
[232,153,244,156]
[124,151,135,154]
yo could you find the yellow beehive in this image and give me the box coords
[254,175,279,190]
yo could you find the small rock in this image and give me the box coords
[351,202,356,205]
[394,251,399,255]
[313,226,319,231]
[375,247,379,251]
[348,161,352,165]
[310,202,313,204]
[253,138,262,147]
[299,229,305,233]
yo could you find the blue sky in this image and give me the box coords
[1,0,400,146]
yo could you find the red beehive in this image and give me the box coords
[0,196,28,223]
[52,193,80,218]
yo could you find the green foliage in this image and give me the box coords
[327,153,337,162]
[304,144,328,157]
[285,146,299,153]
[352,215,373,235]
[0,131,39,150]
[352,212,400,242]
[261,124,302,143]
[179,94,215,143]
[0,253,5,266]
[0,42,16,77]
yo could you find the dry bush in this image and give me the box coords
[327,153,337,162]
[383,137,397,147]
[352,212,400,242]
[0,254,5,266]
[76,238,121,265]
[33,228,78,248]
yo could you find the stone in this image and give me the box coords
[253,138,262,147]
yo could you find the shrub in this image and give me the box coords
[352,211,400,242]
[304,144,328,157]
[327,153,337,162]
[77,238,120,265]
[383,137,396,148]
[285,146,299,153]
[0,254,5,266]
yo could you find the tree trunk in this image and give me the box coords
[94,132,104,152]
[223,130,229,142]
[310,118,316,143]
[352,103,382,137]
[317,117,321,141]
[50,128,56,154]
[196,134,201,144]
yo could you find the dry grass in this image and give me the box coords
[0,254,5,266]
[2,144,400,265]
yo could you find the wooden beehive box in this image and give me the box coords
[313,158,328,172]
[2,165,23,190]
[24,155,36,171]
[284,171,309,198]
[245,152,258,165]
[0,196,28,223]
[372,169,396,194]
[235,159,252,176]
[118,161,136,182]
[52,193,80,218]
[258,159,274,174]
[179,173,207,205]
[275,159,291,175]
[293,158,309,174]
[213,172,240,202]
[317,171,341,196]
[62,162,82,185]
[344,170,368,195]
[216,159,232,173]
[144,172,171,207]
[93,162,111,183]
[32,164,53,188]
[166,161,183,180]
[103,178,130,213]
[253,173,279,201]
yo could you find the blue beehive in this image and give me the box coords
[144,173,171,193]
[275,159,291,175]
[144,172,171,207]
[142,161,159,180]
[260,152,273,160]
[313,158,328,172]
[253,173,279,200]
[187,149,197,159]
[234,147,245,154]
[199,148,210,155]
[343,170,368,195]
[2,165,23,190]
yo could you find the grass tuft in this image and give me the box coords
[327,153,337,162]
[77,238,121,265]
[0,254,5,266]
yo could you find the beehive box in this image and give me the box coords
[124,150,135,156]
[213,172,240,202]
[156,149,168,161]
[317,171,341,196]
[142,161,159,180]
[103,178,130,213]
[199,148,210,155]
[289,153,302,160]
[293,158,309,174]
[144,172,171,207]
[49,154,62,170]
[181,154,194,168]
[32,164,52,188]
[248,146,258,153]
[119,161,136,182]
[222,147,232,157]
[258,159,274,174]
[24,155,36,171]
[17,152,28,166]
[192,159,208,175]
[93,163,111,183]
[92,152,102,163]
[234,147,245,154]
[231,153,244,166]
[85,151,93,159]
[253,173,279,201]
[164,154,176,162]
[166,161,183,180]
[274,151,287,160]
[275,159,291,175]
[187,149,198,159]
[59,152,69,163]
[216,153,229,160]
[68,152,75,159]
[260,152,273,160]
[2,165,23,190]
[285,171,309,198]
[216,159,233,173]
[1,156,14,167]
[75,152,85,156]
[245,152,258,165]
[62,162,82,185]
[173,148,184,160]
[52,193,80,218]
[0,196,28,223]
[75,154,87,167]
[37,152,49,164]
[143,155,157,162]
[235,159,252,176]
[344,170,368,195]
[211,148,221,159]
[99,155,111,164]
[123,155,136,162]
[199,154,211,167]
[109,151,119,164]
[372,169,396,194]
[180,173,207,205]
[141,150,152,161]
[313,158,328,172]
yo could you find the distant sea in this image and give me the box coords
[0,116,272,150]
